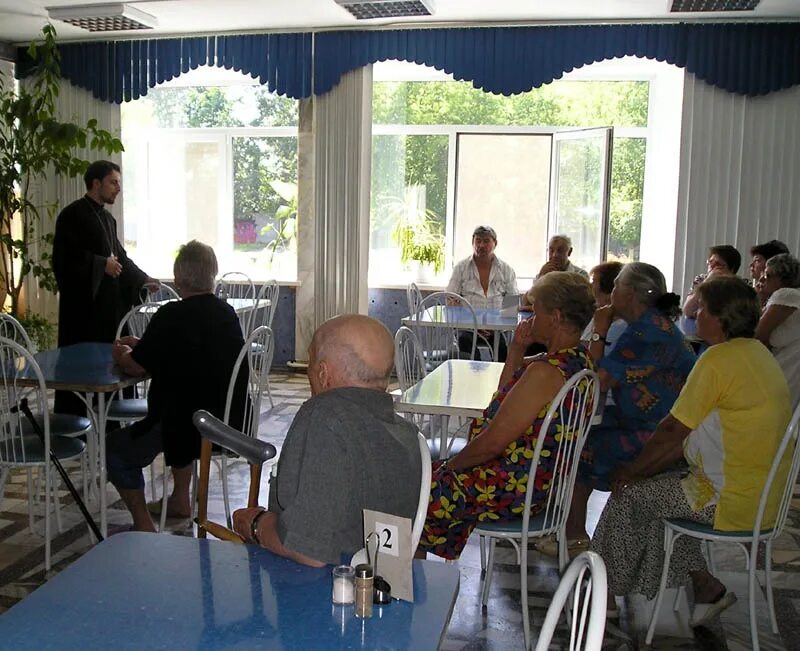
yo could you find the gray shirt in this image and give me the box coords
[268,387,421,565]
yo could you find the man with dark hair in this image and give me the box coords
[750,239,790,283]
[446,225,518,361]
[52,160,159,414]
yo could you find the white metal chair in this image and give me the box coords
[0,337,87,571]
[215,272,256,336]
[406,282,423,315]
[139,284,180,304]
[645,401,800,650]
[475,369,600,651]
[217,326,274,526]
[411,291,478,370]
[350,430,432,566]
[247,281,280,407]
[534,551,608,651]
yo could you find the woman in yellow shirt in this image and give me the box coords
[592,276,792,626]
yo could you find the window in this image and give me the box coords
[121,67,298,281]
[370,60,657,286]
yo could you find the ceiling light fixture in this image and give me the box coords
[334,0,435,20]
[47,3,158,32]
[670,0,760,11]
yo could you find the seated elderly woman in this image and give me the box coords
[756,253,800,404]
[418,272,595,560]
[683,244,741,318]
[582,261,626,354]
[560,262,696,551]
[592,276,792,623]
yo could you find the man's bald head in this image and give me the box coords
[307,315,395,394]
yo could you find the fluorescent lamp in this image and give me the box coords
[47,3,158,31]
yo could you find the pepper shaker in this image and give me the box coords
[354,564,374,619]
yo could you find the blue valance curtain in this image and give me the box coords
[16,23,800,101]
[18,33,312,102]
[314,23,800,97]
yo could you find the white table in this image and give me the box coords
[401,306,523,360]
[397,359,503,458]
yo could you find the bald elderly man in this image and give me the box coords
[232,315,421,567]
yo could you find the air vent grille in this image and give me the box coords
[335,0,434,20]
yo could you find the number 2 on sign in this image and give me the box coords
[376,522,399,557]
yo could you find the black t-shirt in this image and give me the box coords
[131,294,247,467]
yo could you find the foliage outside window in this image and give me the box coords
[370,73,649,284]
[121,75,298,281]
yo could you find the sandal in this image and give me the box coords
[535,536,591,558]
[690,591,737,627]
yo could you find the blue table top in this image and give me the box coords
[0,533,461,650]
[403,305,523,331]
[15,342,142,392]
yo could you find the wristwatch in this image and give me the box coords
[590,332,608,343]
[250,508,268,544]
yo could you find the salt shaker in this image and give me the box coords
[332,565,355,604]
[354,564,374,619]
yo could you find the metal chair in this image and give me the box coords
[217,326,274,527]
[193,410,277,542]
[645,401,800,651]
[215,272,256,336]
[350,430,432,567]
[406,282,423,315]
[0,337,87,571]
[475,369,600,650]
[139,284,180,304]
[247,281,280,407]
[411,291,478,371]
[534,551,608,651]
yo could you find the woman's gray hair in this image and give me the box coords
[173,240,218,294]
[619,262,666,304]
[528,271,594,332]
[766,253,800,288]
[695,276,760,339]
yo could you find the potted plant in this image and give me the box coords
[0,25,123,326]
[384,187,445,282]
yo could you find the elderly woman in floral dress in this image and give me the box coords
[417,271,596,560]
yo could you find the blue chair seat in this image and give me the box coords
[666,517,774,538]
[3,435,86,464]
[22,413,91,439]
[474,510,551,535]
[107,399,148,420]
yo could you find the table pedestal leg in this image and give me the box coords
[438,415,450,460]
[97,393,108,538]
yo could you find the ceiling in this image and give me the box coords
[1,0,799,44]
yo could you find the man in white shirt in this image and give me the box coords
[446,225,518,360]
[521,234,589,310]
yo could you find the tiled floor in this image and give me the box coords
[1,370,799,650]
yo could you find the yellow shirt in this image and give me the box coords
[671,338,792,531]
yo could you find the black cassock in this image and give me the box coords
[52,195,148,414]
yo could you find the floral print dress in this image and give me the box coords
[419,347,593,560]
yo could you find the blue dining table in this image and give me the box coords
[15,342,144,537]
[0,532,461,650]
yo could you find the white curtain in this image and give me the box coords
[21,80,121,324]
[673,73,800,295]
[294,66,372,361]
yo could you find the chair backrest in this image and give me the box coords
[521,369,600,549]
[394,326,427,392]
[0,336,49,464]
[406,282,423,315]
[139,284,180,304]
[249,280,280,336]
[412,291,478,367]
[192,409,277,542]
[534,551,608,651]
[754,400,800,539]
[216,272,256,335]
[351,429,432,567]
[224,326,274,439]
[0,314,34,351]
[115,303,157,341]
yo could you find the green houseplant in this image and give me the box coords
[0,24,123,321]
[384,187,445,275]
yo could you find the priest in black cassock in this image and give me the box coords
[52,160,159,415]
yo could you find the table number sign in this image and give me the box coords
[362,509,414,602]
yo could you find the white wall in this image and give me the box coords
[673,74,800,295]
